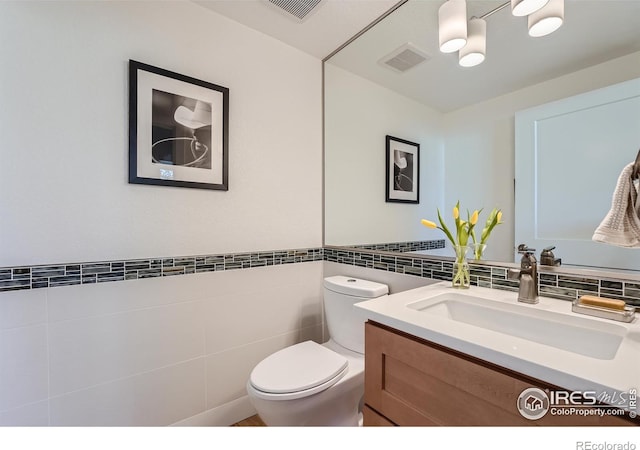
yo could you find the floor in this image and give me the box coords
[232,415,266,426]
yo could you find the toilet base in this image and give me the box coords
[247,373,363,426]
[247,341,364,426]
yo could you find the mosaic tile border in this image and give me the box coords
[0,248,324,292]
[3,245,640,306]
[324,247,640,307]
[351,239,445,252]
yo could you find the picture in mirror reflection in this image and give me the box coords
[394,149,414,192]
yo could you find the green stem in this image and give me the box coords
[452,246,470,288]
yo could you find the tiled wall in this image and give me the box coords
[0,258,325,426]
[351,239,445,253]
[2,242,639,426]
[0,249,324,292]
[324,246,640,306]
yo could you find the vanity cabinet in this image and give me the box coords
[364,321,637,426]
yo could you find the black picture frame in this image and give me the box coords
[128,60,229,190]
[385,135,420,203]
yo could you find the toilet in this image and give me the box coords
[246,275,389,426]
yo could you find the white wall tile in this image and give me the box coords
[46,268,279,325]
[205,331,299,409]
[291,265,324,330]
[0,263,324,426]
[50,358,205,426]
[48,300,205,396]
[0,264,325,426]
[0,400,49,426]
[48,278,172,323]
[200,263,318,298]
[0,289,47,330]
[0,325,48,411]
[47,274,214,323]
[203,262,323,355]
[204,286,304,355]
[298,323,324,344]
[294,260,325,290]
[201,265,283,296]
[0,263,325,426]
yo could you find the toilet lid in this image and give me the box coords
[249,341,348,395]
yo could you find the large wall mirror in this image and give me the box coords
[324,0,640,274]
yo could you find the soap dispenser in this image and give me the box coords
[540,246,561,267]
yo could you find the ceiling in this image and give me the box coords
[328,0,640,112]
[195,0,400,59]
[197,0,640,112]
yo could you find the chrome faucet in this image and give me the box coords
[508,244,539,304]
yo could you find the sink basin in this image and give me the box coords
[355,281,639,403]
[406,293,627,360]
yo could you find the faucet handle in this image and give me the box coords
[517,244,536,254]
[540,246,561,266]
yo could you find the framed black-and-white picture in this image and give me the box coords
[385,135,419,203]
[129,60,229,190]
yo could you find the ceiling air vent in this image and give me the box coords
[380,43,431,73]
[267,0,323,21]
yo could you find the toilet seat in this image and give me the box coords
[248,341,348,401]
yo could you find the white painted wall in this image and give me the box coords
[0,1,322,267]
[443,51,640,263]
[0,1,324,426]
[324,63,445,246]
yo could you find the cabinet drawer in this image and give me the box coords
[364,321,636,426]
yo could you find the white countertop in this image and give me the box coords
[355,281,640,411]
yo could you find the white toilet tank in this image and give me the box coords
[323,276,388,354]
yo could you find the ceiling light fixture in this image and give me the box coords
[438,0,468,53]
[439,0,564,68]
[528,0,564,37]
[459,17,486,67]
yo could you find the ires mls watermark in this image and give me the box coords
[516,387,637,420]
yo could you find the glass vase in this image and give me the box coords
[469,243,487,260]
[452,245,470,289]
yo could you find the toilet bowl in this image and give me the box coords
[246,276,388,426]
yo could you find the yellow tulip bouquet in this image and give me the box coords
[421,201,502,287]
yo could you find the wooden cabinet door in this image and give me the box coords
[364,321,637,426]
[363,405,395,426]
